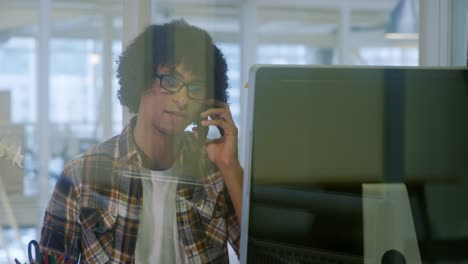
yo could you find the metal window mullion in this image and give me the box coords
[239,0,258,168]
[338,4,351,65]
[37,0,52,222]
[101,11,114,140]
[419,0,453,66]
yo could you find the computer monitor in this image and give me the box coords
[240,65,468,263]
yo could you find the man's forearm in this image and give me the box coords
[220,164,244,223]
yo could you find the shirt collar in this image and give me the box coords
[118,116,142,166]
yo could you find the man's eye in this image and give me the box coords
[163,77,180,88]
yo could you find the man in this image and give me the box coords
[40,20,243,263]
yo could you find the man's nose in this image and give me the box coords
[173,86,190,109]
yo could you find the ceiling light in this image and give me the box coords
[385,0,419,40]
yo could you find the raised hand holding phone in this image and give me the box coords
[192,99,240,172]
[194,99,244,222]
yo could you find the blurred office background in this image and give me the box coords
[0,0,465,262]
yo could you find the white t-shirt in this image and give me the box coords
[135,167,189,264]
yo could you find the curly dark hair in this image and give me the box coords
[117,20,229,114]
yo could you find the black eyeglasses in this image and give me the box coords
[154,74,207,100]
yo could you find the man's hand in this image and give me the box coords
[192,99,244,222]
[195,100,241,173]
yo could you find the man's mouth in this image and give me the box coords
[165,110,187,119]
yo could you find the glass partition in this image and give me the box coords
[1,0,429,263]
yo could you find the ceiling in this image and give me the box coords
[0,0,408,47]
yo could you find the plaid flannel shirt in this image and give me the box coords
[40,120,240,263]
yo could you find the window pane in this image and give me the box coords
[257,7,339,65]
[0,37,37,123]
[48,1,123,189]
[351,8,419,66]
[217,43,241,125]
[0,2,39,262]
[0,1,123,262]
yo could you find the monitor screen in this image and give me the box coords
[240,65,468,263]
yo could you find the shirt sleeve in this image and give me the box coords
[40,166,82,261]
[224,186,241,256]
